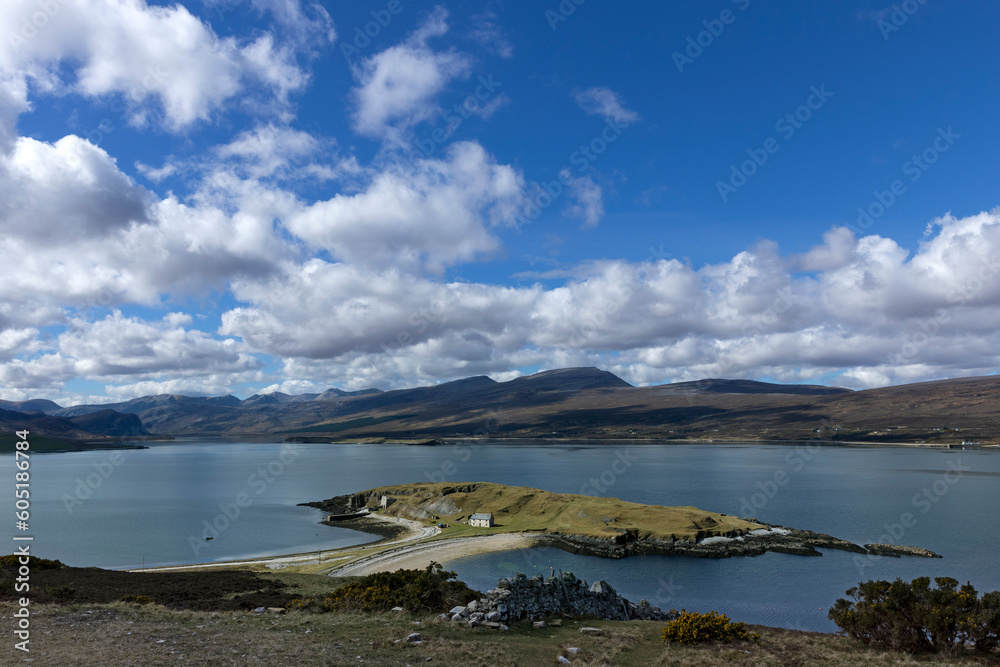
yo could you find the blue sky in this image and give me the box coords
[2,0,1000,404]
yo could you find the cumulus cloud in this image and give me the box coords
[284,141,526,272]
[2,0,999,400]
[0,135,152,242]
[214,124,319,179]
[350,7,471,142]
[0,211,1000,395]
[0,311,262,399]
[215,209,1000,392]
[0,131,297,321]
[221,259,541,359]
[574,86,641,125]
[0,0,312,133]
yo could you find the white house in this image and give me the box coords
[469,512,494,528]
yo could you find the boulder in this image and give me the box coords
[589,580,615,595]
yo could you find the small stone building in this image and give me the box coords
[469,512,494,528]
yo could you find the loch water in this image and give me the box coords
[5,439,998,632]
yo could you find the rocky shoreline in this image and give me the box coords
[533,525,942,560]
[307,487,942,567]
[862,543,942,558]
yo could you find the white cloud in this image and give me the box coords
[0,0,313,133]
[561,171,604,228]
[467,12,513,58]
[221,258,541,359]
[0,135,152,242]
[0,130,298,321]
[574,86,640,125]
[217,209,1000,392]
[0,311,262,399]
[215,124,319,179]
[350,7,471,142]
[285,141,526,272]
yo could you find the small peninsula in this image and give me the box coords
[305,482,940,564]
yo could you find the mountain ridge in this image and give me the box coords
[4,368,1000,445]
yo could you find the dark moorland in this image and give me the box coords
[3,368,1000,447]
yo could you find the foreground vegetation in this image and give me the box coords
[11,601,999,666]
[4,558,998,665]
[829,577,1000,654]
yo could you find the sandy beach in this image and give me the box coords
[136,513,542,575]
[332,532,546,576]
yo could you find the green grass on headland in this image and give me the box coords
[363,481,763,542]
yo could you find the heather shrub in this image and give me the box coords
[0,555,64,569]
[119,594,154,605]
[829,577,1000,654]
[661,610,758,645]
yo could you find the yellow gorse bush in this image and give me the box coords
[661,610,758,645]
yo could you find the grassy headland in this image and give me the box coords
[319,481,764,543]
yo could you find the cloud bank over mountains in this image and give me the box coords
[0,1,998,403]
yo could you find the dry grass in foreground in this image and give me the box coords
[5,601,997,666]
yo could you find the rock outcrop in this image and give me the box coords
[862,543,942,558]
[443,571,676,626]
[536,525,868,559]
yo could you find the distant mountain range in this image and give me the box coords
[2,367,999,446]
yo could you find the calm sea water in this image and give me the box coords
[3,439,998,632]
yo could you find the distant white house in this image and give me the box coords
[469,512,494,528]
